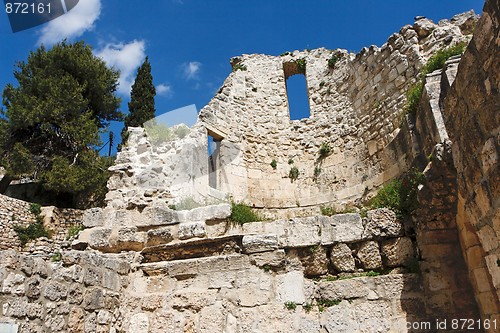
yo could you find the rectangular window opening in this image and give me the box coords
[207,131,223,189]
[286,74,311,120]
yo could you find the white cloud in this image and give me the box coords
[182,61,201,80]
[94,40,146,95]
[37,0,101,45]
[156,83,173,97]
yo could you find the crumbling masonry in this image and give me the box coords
[0,1,499,332]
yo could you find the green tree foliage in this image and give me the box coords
[1,40,122,208]
[121,57,156,145]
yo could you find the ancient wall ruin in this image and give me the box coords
[1,2,499,332]
[103,11,475,220]
[442,0,500,323]
[0,194,83,253]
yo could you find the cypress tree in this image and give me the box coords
[121,57,156,145]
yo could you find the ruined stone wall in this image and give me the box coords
[0,194,84,253]
[0,209,448,333]
[441,0,500,325]
[103,12,476,221]
[0,250,132,333]
[194,14,474,212]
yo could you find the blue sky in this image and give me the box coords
[0,0,483,154]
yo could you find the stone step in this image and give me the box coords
[140,234,243,263]
[138,253,250,278]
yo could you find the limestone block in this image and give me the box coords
[109,227,146,252]
[330,243,355,272]
[450,10,479,34]
[176,204,231,222]
[352,301,392,332]
[45,315,66,331]
[97,309,112,325]
[82,208,104,228]
[82,287,105,310]
[128,313,149,333]
[278,217,321,247]
[102,269,121,291]
[83,265,103,286]
[413,18,437,39]
[275,270,306,304]
[308,247,330,276]
[381,237,415,267]
[320,301,359,332]
[25,276,42,299]
[292,246,329,277]
[146,227,174,247]
[141,205,177,226]
[2,273,25,295]
[321,214,364,245]
[199,302,226,332]
[178,221,206,240]
[242,234,278,253]
[171,288,217,311]
[249,249,286,268]
[82,227,112,250]
[356,241,383,270]
[68,307,85,332]
[363,209,403,239]
[43,281,68,301]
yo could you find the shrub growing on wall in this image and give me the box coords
[370,168,425,218]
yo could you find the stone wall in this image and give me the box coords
[0,194,84,254]
[103,12,477,219]
[0,209,452,332]
[0,250,132,333]
[441,0,500,325]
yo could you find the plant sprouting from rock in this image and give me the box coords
[319,143,331,157]
[284,301,297,310]
[270,159,277,169]
[232,64,247,72]
[369,168,425,218]
[296,58,306,74]
[229,202,261,225]
[289,166,299,181]
[328,51,343,69]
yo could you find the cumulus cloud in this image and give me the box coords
[156,83,173,97]
[182,61,201,80]
[94,40,146,95]
[37,0,101,45]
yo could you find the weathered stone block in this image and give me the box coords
[82,228,112,250]
[413,18,437,38]
[176,204,231,223]
[321,214,364,245]
[242,234,278,253]
[249,249,286,268]
[275,270,305,304]
[141,205,177,226]
[330,243,355,272]
[82,208,104,228]
[113,227,146,251]
[363,209,403,239]
[2,273,25,295]
[290,246,329,277]
[356,241,382,270]
[82,287,105,310]
[381,237,415,267]
[146,227,174,247]
[171,288,217,311]
[25,276,42,299]
[178,221,206,240]
[43,281,68,301]
[128,313,149,333]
